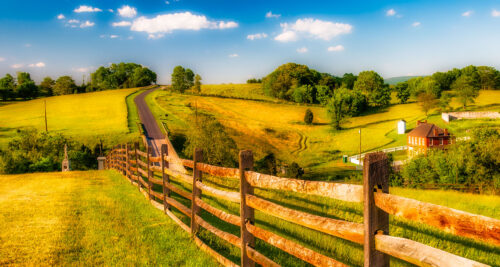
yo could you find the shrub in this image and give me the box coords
[304,109,313,124]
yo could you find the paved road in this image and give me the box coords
[134,87,165,140]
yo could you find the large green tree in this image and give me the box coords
[452,75,480,108]
[476,66,499,90]
[326,88,367,129]
[341,73,357,89]
[15,72,37,99]
[53,76,77,95]
[194,74,202,93]
[395,81,410,104]
[0,74,15,101]
[39,76,55,96]
[353,71,390,107]
[90,62,156,91]
[262,63,320,100]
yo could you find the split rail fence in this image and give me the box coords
[105,143,499,267]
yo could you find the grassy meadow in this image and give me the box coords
[0,88,142,149]
[0,171,217,266]
[149,86,500,179]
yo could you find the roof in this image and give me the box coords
[407,123,448,138]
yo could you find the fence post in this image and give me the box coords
[147,146,152,201]
[363,152,389,267]
[161,144,170,213]
[134,142,140,191]
[125,144,130,181]
[191,148,203,236]
[239,150,255,267]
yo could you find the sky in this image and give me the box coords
[2,0,500,84]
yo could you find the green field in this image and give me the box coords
[0,88,142,148]
[0,171,217,266]
[150,87,500,179]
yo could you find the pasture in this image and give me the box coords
[0,88,141,148]
[150,87,500,179]
[0,171,217,266]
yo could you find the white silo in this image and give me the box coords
[397,120,406,134]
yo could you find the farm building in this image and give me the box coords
[407,120,452,157]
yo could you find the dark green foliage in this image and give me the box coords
[353,70,390,107]
[194,74,202,93]
[89,62,156,91]
[0,129,98,174]
[438,91,453,112]
[341,73,357,89]
[255,153,277,175]
[292,85,317,103]
[183,114,237,167]
[327,88,367,129]
[304,109,314,124]
[401,129,500,190]
[246,78,262,83]
[15,72,38,99]
[39,76,55,96]
[53,76,77,95]
[262,63,321,101]
[287,162,304,178]
[171,66,196,93]
[0,74,15,100]
[452,75,480,108]
[395,81,410,104]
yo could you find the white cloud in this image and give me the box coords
[131,12,238,37]
[412,21,421,27]
[11,64,23,69]
[274,18,352,42]
[112,21,132,27]
[327,45,344,52]
[462,10,473,17]
[108,9,114,13]
[80,21,95,28]
[0,57,5,62]
[28,62,45,68]
[68,19,80,24]
[386,9,396,16]
[74,5,102,13]
[247,33,268,40]
[296,47,308,53]
[110,35,119,39]
[266,11,281,19]
[492,9,500,17]
[118,5,137,18]
[57,14,65,20]
[228,53,239,58]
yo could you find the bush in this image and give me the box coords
[287,162,304,178]
[304,109,314,124]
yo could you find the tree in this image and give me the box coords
[304,109,313,124]
[262,63,321,100]
[395,81,410,104]
[416,76,441,97]
[185,68,195,89]
[40,77,55,96]
[90,63,157,91]
[132,67,157,87]
[0,74,15,101]
[15,72,37,99]
[171,66,187,93]
[341,73,357,89]
[327,88,353,129]
[477,66,498,90]
[194,74,202,93]
[417,92,437,117]
[53,76,77,95]
[432,71,454,91]
[452,75,480,108]
[16,72,32,85]
[353,71,390,107]
[247,78,262,83]
[438,91,453,112]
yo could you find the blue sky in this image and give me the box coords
[2,0,500,84]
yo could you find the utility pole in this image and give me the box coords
[44,100,48,132]
[359,128,362,163]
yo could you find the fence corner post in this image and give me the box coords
[191,148,203,236]
[239,150,255,267]
[161,144,170,213]
[363,152,389,267]
[147,146,152,201]
[134,142,140,191]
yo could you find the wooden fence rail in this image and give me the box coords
[105,143,498,267]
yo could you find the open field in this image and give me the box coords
[150,88,500,179]
[149,166,500,266]
[199,83,277,102]
[0,171,217,266]
[0,88,141,148]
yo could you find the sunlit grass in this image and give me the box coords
[0,171,217,266]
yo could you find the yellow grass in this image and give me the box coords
[0,88,139,148]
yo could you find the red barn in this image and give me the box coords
[407,120,452,157]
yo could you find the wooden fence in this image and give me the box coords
[105,143,498,267]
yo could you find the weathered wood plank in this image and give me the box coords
[137,159,148,169]
[246,223,345,267]
[136,149,148,158]
[165,182,192,200]
[194,236,239,267]
[246,194,364,244]
[196,181,240,203]
[196,215,241,247]
[137,167,148,177]
[245,245,280,267]
[181,158,194,168]
[375,234,489,267]
[196,162,239,179]
[149,177,163,186]
[195,197,240,226]
[164,168,193,185]
[375,192,500,246]
[245,171,363,203]
[149,156,161,163]
[138,176,149,189]
[150,190,164,201]
[165,196,192,218]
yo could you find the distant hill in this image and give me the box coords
[384,76,422,85]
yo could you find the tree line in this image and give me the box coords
[0,62,157,101]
